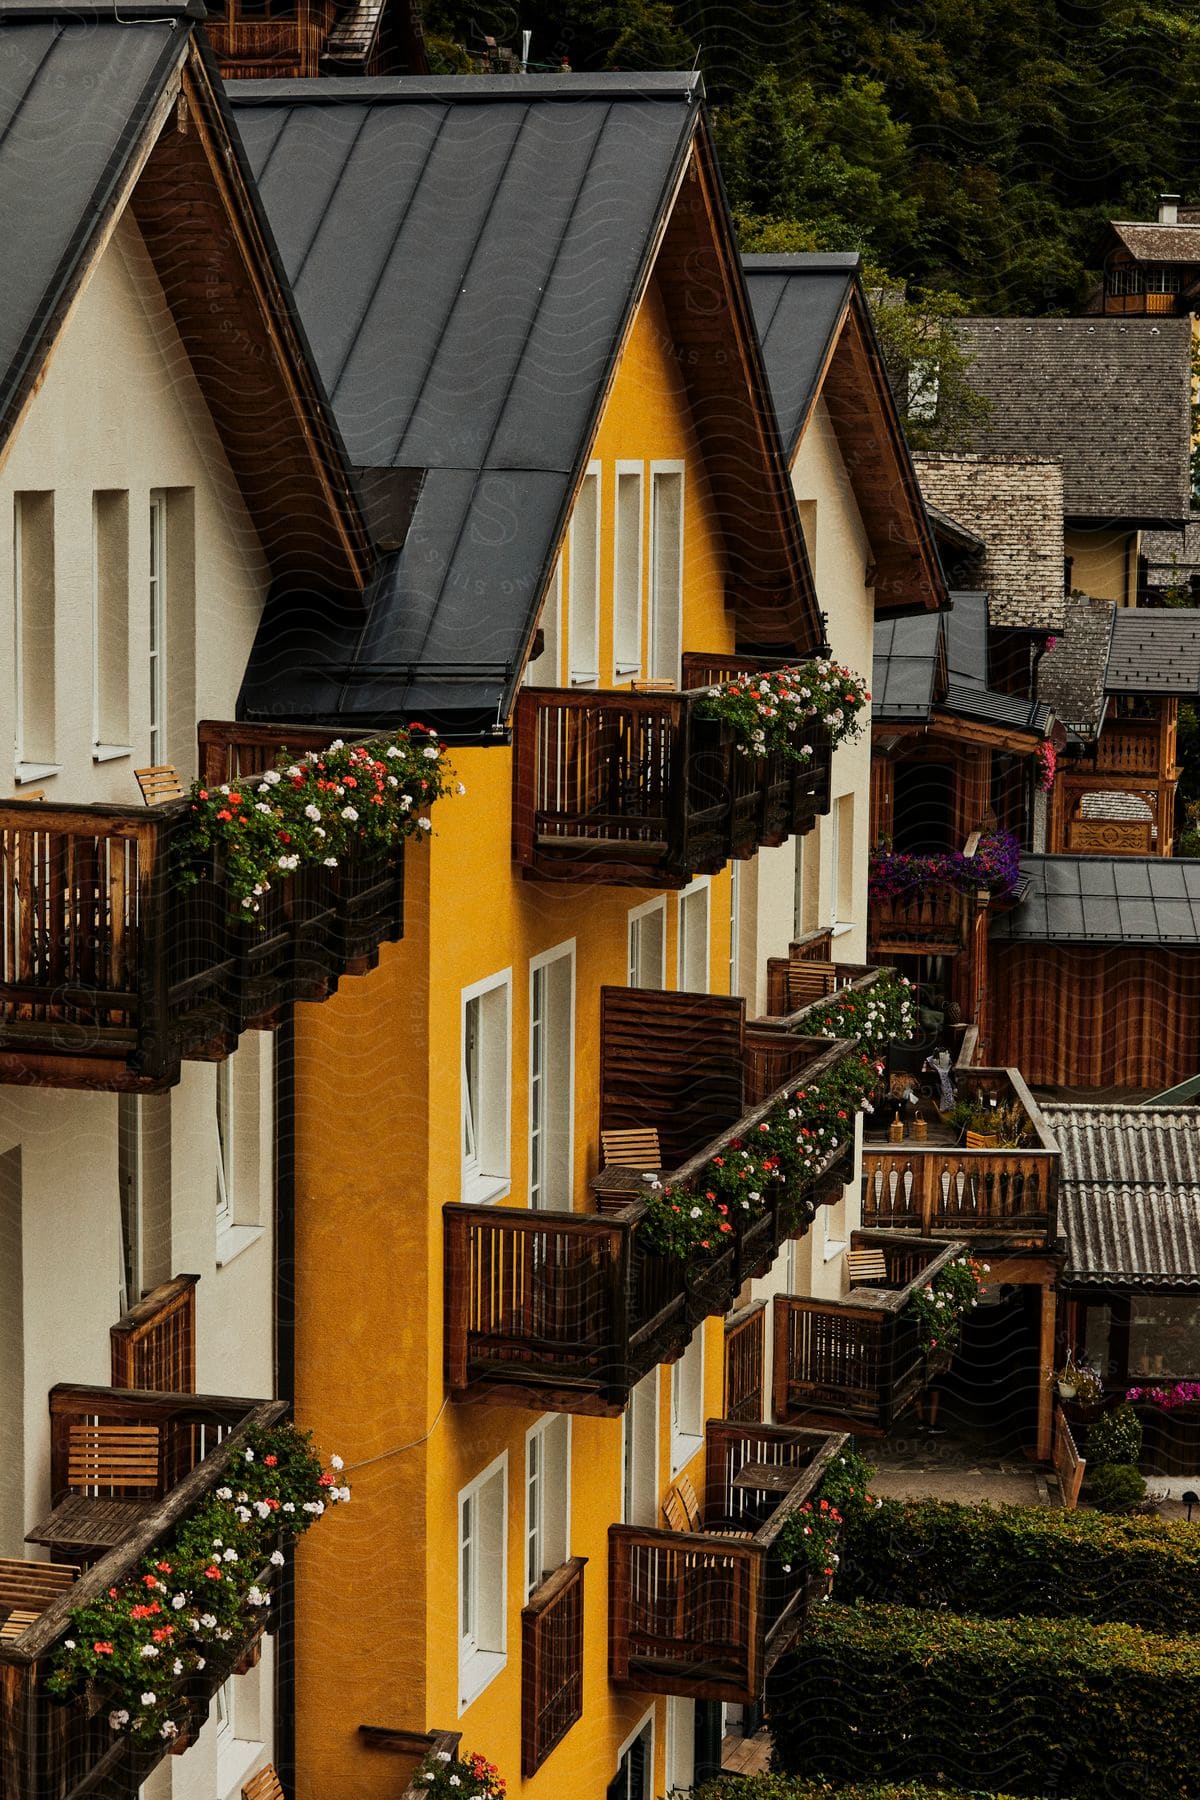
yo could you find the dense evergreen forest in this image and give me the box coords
[423,0,1200,316]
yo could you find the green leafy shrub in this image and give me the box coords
[838,1497,1200,1632]
[1089,1463,1148,1515]
[769,1604,1200,1798]
[1085,1402,1143,1467]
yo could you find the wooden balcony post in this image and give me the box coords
[443,1209,470,1394]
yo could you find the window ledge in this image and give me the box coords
[13,762,60,785]
[823,1238,849,1264]
[670,1432,703,1479]
[459,1648,506,1713]
[216,1223,265,1269]
[92,744,133,764]
[218,1737,267,1800]
[462,1175,511,1208]
[830,922,855,938]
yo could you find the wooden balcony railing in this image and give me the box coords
[1,1385,286,1800]
[521,1557,586,1777]
[764,948,878,1019]
[1094,723,1162,776]
[1053,1404,1085,1510]
[512,686,831,886]
[0,728,405,1089]
[861,1068,1059,1243]
[724,1303,767,1423]
[445,1036,856,1414]
[609,1420,845,1704]
[357,1726,463,1796]
[772,1234,965,1434]
[868,881,971,955]
[110,1274,198,1392]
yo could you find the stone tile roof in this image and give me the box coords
[1142,517,1200,591]
[913,454,1065,630]
[953,318,1193,526]
[1043,1102,1200,1288]
[1036,595,1115,738]
[1106,610,1200,696]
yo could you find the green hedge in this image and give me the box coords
[838,1497,1200,1632]
[769,1604,1200,1798]
[689,1782,1022,1799]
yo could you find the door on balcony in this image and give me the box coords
[892,760,954,852]
[678,878,710,993]
[622,1368,658,1527]
[628,897,666,990]
[648,465,683,686]
[529,945,574,1210]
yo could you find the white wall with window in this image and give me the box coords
[529,944,574,1211]
[665,1698,695,1795]
[524,1412,570,1599]
[671,1331,704,1475]
[525,556,562,688]
[459,1452,508,1710]
[648,463,684,685]
[608,1714,654,1800]
[628,897,666,991]
[461,971,512,1205]
[567,463,601,686]
[212,1654,273,1800]
[12,490,56,781]
[677,877,710,993]
[613,462,644,681]
[621,1367,659,1527]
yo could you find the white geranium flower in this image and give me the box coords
[304,804,321,821]
[270,1550,285,1566]
[109,1710,129,1730]
[171,1594,185,1610]
[263,769,281,785]
[200,1613,216,1630]
[342,805,359,822]
[140,1645,159,1659]
[417,818,432,832]
[64,1639,75,1650]
[330,1454,344,1470]
[140,1693,156,1708]
[422,745,440,760]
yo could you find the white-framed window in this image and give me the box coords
[830,793,855,933]
[13,490,57,779]
[628,897,666,991]
[621,1367,659,1527]
[529,943,574,1211]
[648,462,684,686]
[214,1676,235,1747]
[148,491,167,766]
[666,1697,696,1795]
[215,1058,234,1231]
[608,1712,654,1800]
[92,490,130,758]
[214,1038,272,1265]
[525,1412,570,1599]
[526,556,562,688]
[613,462,644,681]
[729,859,741,996]
[462,971,512,1205]
[459,1451,507,1710]
[677,877,710,993]
[671,1331,704,1475]
[567,464,600,686]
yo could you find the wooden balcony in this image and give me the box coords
[0,725,405,1090]
[868,881,971,956]
[608,1420,845,1704]
[512,686,831,886]
[724,1302,767,1424]
[1094,722,1163,777]
[862,1068,1059,1244]
[772,1233,966,1434]
[444,1014,856,1414]
[521,1557,586,1777]
[356,1726,463,1795]
[0,1384,286,1800]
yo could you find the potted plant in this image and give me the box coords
[1051,1354,1102,1408]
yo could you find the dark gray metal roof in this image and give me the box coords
[954,318,1193,526]
[0,5,191,446]
[1037,596,1115,739]
[872,610,942,719]
[1044,1102,1200,1288]
[1105,609,1200,696]
[992,855,1200,944]
[742,254,858,457]
[230,74,724,733]
[873,590,1050,733]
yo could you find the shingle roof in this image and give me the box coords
[992,856,1200,944]
[1108,221,1200,264]
[1043,1102,1200,1288]
[1141,518,1200,586]
[742,253,859,456]
[232,76,815,734]
[1036,596,1115,739]
[1105,609,1200,696]
[0,4,190,445]
[913,454,1066,630]
[873,591,1050,734]
[953,318,1192,526]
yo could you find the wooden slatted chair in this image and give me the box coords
[601,1127,662,1170]
[847,1248,889,1285]
[786,959,839,1009]
[630,678,675,694]
[675,1474,753,1540]
[661,1486,691,1533]
[243,1767,285,1800]
[68,1423,161,1495]
[0,1557,78,1642]
[135,764,185,805]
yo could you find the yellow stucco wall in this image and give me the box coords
[292,269,749,1800]
[1066,523,1139,606]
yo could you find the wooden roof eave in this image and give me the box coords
[129,41,373,603]
[929,709,1048,756]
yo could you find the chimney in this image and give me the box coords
[1159,193,1181,225]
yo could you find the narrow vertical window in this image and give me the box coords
[92,491,130,755]
[525,1413,570,1597]
[461,974,512,1204]
[567,467,600,686]
[13,491,56,775]
[613,465,643,681]
[458,1453,508,1705]
[148,492,167,765]
[677,879,710,993]
[648,466,683,686]
[528,945,574,1211]
[628,898,666,991]
[215,1059,234,1230]
[729,860,741,996]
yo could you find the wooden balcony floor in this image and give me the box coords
[722,1726,774,1776]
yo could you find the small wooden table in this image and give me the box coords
[25,1494,157,1563]
[732,1461,801,1495]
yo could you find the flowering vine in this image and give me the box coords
[180,728,460,916]
[907,1255,989,1357]
[1037,741,1058,793]
[775,1448,881,1582]
[1126,1381,1200,1411]
[868,830,1021,902]
[46,1422,347,1747]
[416,1747,507,1797]
[796,970,916,1059]
[694,660,869,764]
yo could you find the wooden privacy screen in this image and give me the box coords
[521,1557,586,1777]
[599,986,747,1170]
[724,1304,766,1424]
[111,1274,199,1392]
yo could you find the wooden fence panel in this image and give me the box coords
[111,1275,199,1393]
[521,1557,586,1777]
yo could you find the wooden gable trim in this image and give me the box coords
[929,710,1045,756]
[803,289,946,617]
[128,42,371,598]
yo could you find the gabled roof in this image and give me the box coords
[0,3,369,593]
[953,318,1192,527]
[1037,596,1115,739]
[873,590,1051,738]
[993,856,1200,944]
[743,253,946,617]
[1107,221,1200,265]
[231,76,819,735]
[1106,609,1200,696]
[1044,1102,1200,1289]
[1142,517,1200,587]
[913,454,1066,631]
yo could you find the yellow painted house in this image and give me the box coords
[230,74,935,1800]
